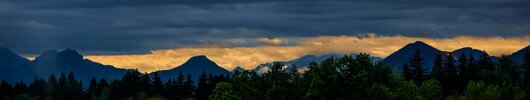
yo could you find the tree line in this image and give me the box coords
[1,50,530,99]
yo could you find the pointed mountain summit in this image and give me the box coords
[231,66,246,73]
[34,49,84,65]
[383,41,445,73]
[155,55,230,81]
[511,45,530,64]
[452,47,485,60]
[0,47,29,67]
[0,47,30,78]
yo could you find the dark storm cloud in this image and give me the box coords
[0,0,529,55]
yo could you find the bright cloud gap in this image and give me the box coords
[70,34,530,73]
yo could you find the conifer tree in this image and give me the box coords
[87,77,98,98]
[409,49,427,84]
[0,79,13,99]
[67,72,83,99]
[28,78,46,99]
[478,51,494,71]
[523,50,530,87]
[152,72,163,96]
[445,53,457,79]
[402,63,412,81]
[196,71,209,100]
[442,53,458,94]
[499,55,518,81]
[13,81,27,96]
[457,53,470,90]
[176,71,184,99]
[431,53,444,80]
[183,74,195,98]
[467,53,479,79]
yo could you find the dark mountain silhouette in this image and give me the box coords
[383,41,445,73]
[230,66,246,73]
[0,47,31,80]
[155,55,230,82]
[510,45,530,64]
[452,47,485,60]
[0,48,130,84]
[451,47,500,64]
[253,53,383,74]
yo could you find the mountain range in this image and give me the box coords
[0,48,130,83]
[0,48,232,84]
[1,41,530,83]
[510,46,530,64]
[383,41,529,73]
[253,54,384,74]
[154,55,231,82]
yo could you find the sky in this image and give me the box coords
[1,0,530,72]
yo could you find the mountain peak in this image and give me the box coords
[36,50,59,59]
[413,41,426,44]
[0,47,29,66]
[189,55,208,60]
[231,66,246,72]
[178,55,219,69]
[383,41,443,73]
[35,49,84,62]
[58,49,83,61]
[0,47,17,55]
[452,47,485,60]
[510,45,530,64]
[460,47,473,50]
[409,41,430,46]
[0,47,8,51]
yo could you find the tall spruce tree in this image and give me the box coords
[499,55,518,81]
[478,51,494,71]
[523,50,530,88]
[457,53,470,90]
[13,81,27,96]
[28,78,46,99]
[67,72,83,99]
[458,53,468,75]
[196,71,209,100]
[87,78,98,98]
[0,79,13,99]
[152,72,163,96]
[444,53,458,79]
[431,53,444,80]
[442,53,458,94]
[409,49,427,84]
[402,63,412,81]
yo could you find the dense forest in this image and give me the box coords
[1,49,530,100]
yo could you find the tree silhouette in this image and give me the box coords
[431,53,444,80]
[409,49,427,84]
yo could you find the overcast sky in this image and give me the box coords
[1,0,529,55]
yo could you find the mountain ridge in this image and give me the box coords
[154,55,231,82]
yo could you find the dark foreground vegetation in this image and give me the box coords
[2,50,530,100]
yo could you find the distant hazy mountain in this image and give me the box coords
[253,53,384,74]
[451,47,497,64]
[383,41,445,73]
[511,45,530,64]
[0,48,130,83]
[0,47,31,80]
[452,47,485,60]
[230,66,246,73]
[155,55,231,82]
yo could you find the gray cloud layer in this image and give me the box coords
[1,0,529,55]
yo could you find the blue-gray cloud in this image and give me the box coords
[0,0,529,55]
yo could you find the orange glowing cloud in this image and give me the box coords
[84,34,530,73]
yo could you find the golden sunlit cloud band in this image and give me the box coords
[83,34,530,73]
